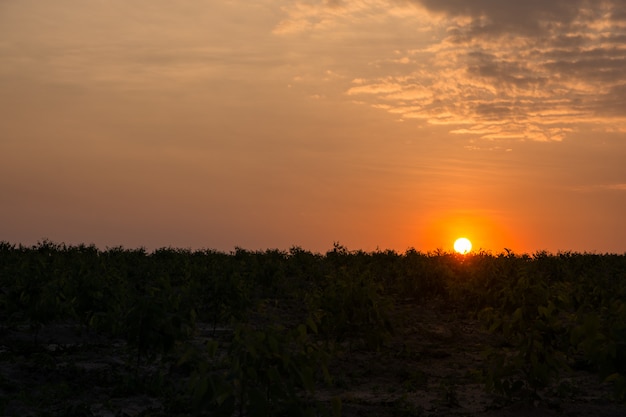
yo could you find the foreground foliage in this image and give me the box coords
[1,240,625,415]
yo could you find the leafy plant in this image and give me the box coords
[481,269,572,399]
[309,266,393,351]
[188,320,333,417]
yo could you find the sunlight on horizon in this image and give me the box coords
[0,1,625,254]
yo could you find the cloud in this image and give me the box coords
[571,183,626,192]
[304,0,626,141]
[347,81,404,95]
[409,0,621,37]
[272,0,428,35]
[8,0,621,142]
[0,1,289,90]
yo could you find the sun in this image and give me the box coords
[454,237,472,254]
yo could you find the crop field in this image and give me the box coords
[1,241,625,416]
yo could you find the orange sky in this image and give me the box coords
[1,0,626,254]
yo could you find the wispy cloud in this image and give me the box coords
[273,0,426,35]
[276,0,626,141]
[0,1,287,90]
[571,183,626,192]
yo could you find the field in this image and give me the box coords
[1,241,625,416]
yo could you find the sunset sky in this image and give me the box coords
[1,0,625,254]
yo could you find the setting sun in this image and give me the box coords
[454,238,472,254]
[1,1,625,254]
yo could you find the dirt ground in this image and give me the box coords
[1,300,624,416]
[325,301,625,417]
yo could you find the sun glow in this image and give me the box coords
[454,237,472,254]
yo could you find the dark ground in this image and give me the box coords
[1,300,624,417]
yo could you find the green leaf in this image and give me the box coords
[604,373,621,383]
[332,397,342,417]
[306,316,318,334]
[298,367,315,392]
[248,388,270,417]
[298,323,308,340]
[206,340,219,357]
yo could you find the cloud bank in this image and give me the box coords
[278,0,626,141]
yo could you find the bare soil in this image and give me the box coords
[1,300,624,416]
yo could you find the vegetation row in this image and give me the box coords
[1,240,625,415]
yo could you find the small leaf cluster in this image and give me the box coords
[187,320,334,417]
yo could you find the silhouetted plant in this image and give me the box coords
[188,320,334,417]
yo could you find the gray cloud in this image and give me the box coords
[411,0,618,37]
[273,0,626,140]
[339,0,626,140]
